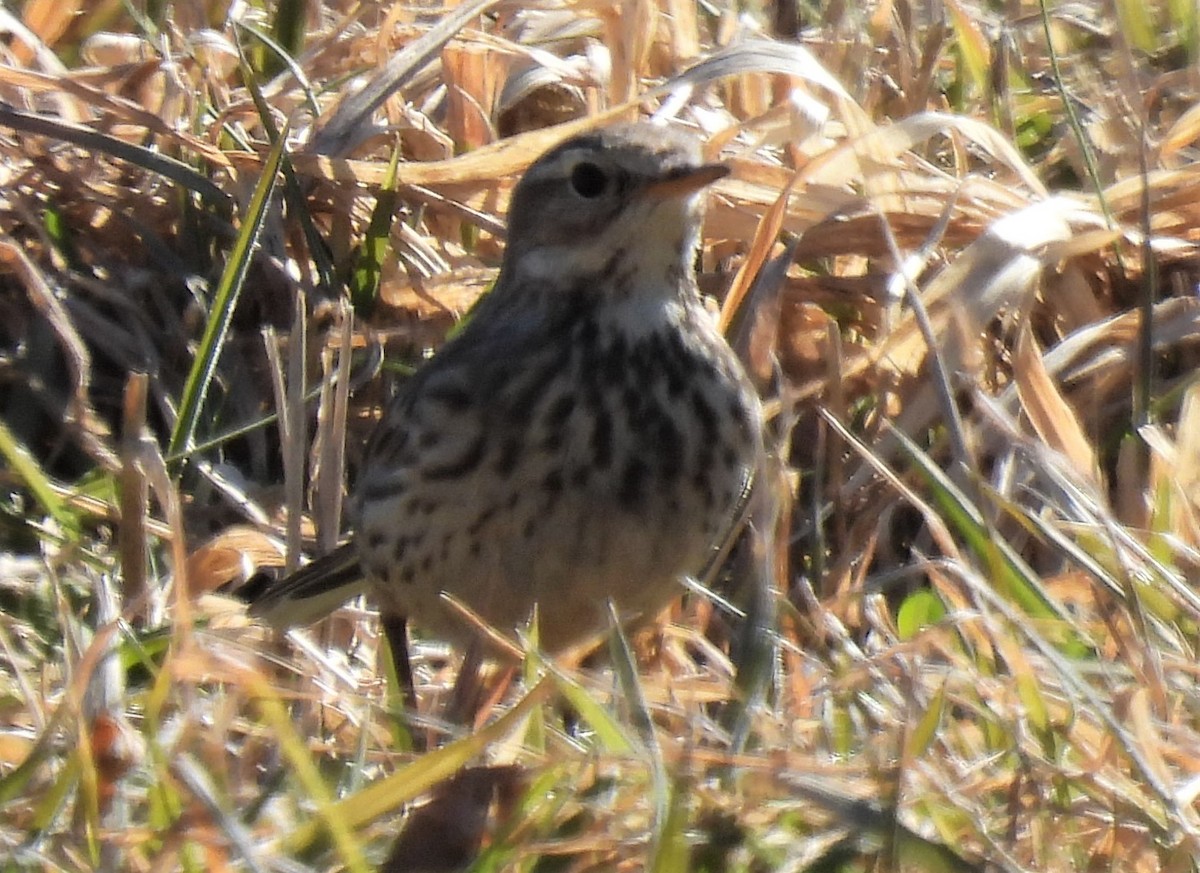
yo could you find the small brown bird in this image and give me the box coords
[245,122,762,683]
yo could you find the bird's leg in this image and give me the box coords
[382,613,417,716]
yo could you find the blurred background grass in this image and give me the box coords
[2,0,1200,870]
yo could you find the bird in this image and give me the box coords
[242,121,763,691]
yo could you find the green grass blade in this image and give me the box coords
[536,653,635,755]
[236,20,322,121]
[284,679,552,856]
[607,608,670,847]
[905,681,947,759]
[348,140,403,316]
[647,775,690,873]
[236,34,337,292]
[245,672,372,873]
[0,420,76,533]
[0,102,231,209]
[269,0,308,73]
[890,427,1060,618]
[167,126,287,459]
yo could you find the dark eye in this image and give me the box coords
[570,162,609,198]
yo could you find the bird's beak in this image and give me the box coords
[644,163,730,200]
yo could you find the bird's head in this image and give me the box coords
[500,123,728,301]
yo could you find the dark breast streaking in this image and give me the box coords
[244,122,764,666]
[355,290,759,652]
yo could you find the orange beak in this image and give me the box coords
[643,163,730,200]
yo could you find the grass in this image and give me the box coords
[2,0,1200,870]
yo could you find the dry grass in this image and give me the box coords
[2,0,1200,870]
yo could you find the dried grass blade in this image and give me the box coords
[284,291,307,571]
[313,309,353,550]
[0,234,117,469]
[958,567,1185,833]
[117,373,150,621]
[804,112,1045,196]
[0,65,230,164]
[172,755,270,873]
[718,170,797,334]
[235,20,321,118]
[1159,100,1200,158]
[666,39,856,111]
[295,102,640,191]
[0,6,68,74]
[1013,322,1099,485]
[309,0,504,156]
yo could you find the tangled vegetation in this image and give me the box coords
[2,0,1200,870]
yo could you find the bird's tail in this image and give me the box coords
[233,542,368,628]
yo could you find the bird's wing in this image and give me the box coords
[358,300,562,475]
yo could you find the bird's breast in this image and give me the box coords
[353,300,761,649]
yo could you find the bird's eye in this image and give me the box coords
[570,162,608,199]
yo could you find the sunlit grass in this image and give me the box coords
[1,0,1199,870]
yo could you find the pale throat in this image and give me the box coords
[513,197,703,307]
